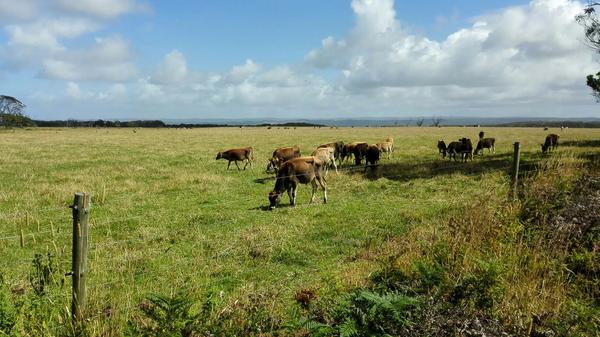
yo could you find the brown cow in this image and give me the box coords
[446,138,473,162]
[459,138,473,162]
[377,141,393,159]
[340,142,364,163]
[437,140,447,158]
[364,145,380,173]
[475,138,495,155]
[266,145,301,173]
[352,142,369,166]
[311,147,338,176]
[541,134,559,153]
[268,157,327,209]
[216,147,253,170]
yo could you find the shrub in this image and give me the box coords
[0,273,16,335]
[29,253,56,296]
[127,291,199,337]
[302,290,419,337]
[449,259,504,310]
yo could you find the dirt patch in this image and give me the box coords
[549,173,600,250]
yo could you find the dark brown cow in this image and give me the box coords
[541,134,559,153]
[446,141,461,161]
[475,138,495,155]
[266,145,301,173]
[437,140,447,158]
[364,145,380,173]
[268,157,327,209]
[459,138,473,162]
[341,142,368,164]
[446,138,473,162]
[352,142,369,166]
[216,147,253,170]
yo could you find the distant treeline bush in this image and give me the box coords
[31,120,327,128]
[33,119,167,128]
[494,120,600,128]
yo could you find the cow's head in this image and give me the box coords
[215,152,222,160]
[266,158,280,173]
[268,190,283,210]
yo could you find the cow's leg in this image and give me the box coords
[227,161,231,170]
[292,184,298,206]
[287,189,293,204]
[235,161,241,170]
[310,179,317,203]
[332,158,339,175]
[317,176,327,203]
[243,158,249,170]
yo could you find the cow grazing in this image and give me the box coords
[541,134,559,153]
[268,157,327,209]
[311,147,338,176]
[446,138,473,162]
[216,147,254,170]
[266,145,301,173]
[341,142,367,164]
[446,141,462,161]
[475,138,496,155]
[352,142,369,166]
[318,141,344,164]
[377,140,394,159]
[364,145,380,173]
[437,140,447,158]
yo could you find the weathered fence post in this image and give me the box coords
[511,142,521,199]
[70,193,90,328]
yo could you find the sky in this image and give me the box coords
[0,0,598,120]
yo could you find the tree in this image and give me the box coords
[431,116,443,127]
[415,117,425,127]
[577,2,600,100]
[0,95,25,115]
[0,95,34,127]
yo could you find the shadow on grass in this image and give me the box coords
[562,140,600,148]
[254,176,276,184]
[248,205,273,211]
[249,203,300,211]
[352,152,544,182]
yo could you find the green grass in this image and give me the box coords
[0,126,599,335]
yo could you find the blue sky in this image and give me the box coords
[0,0,597,120]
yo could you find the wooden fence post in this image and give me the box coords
[70,193,90,328]
[511,142,521,199]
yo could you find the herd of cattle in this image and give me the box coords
[215,132,560,209]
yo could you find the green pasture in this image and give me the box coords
[0,126,598,334]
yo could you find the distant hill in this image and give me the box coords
[25,117,600,128]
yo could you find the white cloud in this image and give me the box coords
[152,49,188,84]
[54,0,149,19]
[0,0,39,21]
[306,0,595,108]
[41,36,138,81]
[6,18,99,51]
[222,59,261,84]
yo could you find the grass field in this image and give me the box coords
[0,126,599,335]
